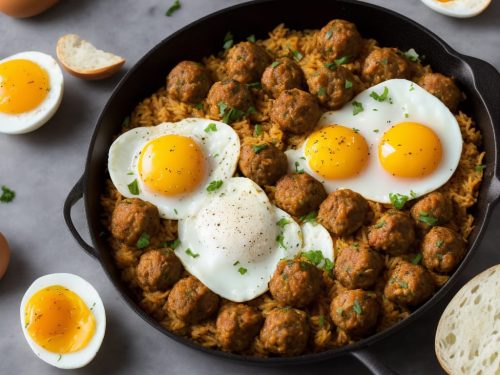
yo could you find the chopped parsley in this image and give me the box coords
[324,62,336,70]
[352,128,360,133]
[247,82,262,89]
[318,315,325,327]
[127,179,140,195]
[475,164,486,172]
[238,267,248,275]
[352,101,364,115]
[136,233,150,249]
[374,220,386,229]
[276,233,286,249]
[204,122,217,133]
[370,86,389,102]
[398,280,409,289]
[436,240,444,248]
[410,190,417,199]
[418,211,438,226]
[317,86,326,97]
[222,31,234,50]
[325,30,333,40]
[271,61,282,68]
[185,248,200,258]
[206,180,223,192]
[302,250,334,273]
[345,79,353,89]
[161,239,180,249]
[252,144,268,153]
[353,299,363,315]
[412,253,423,265]
[409,83,415,92]
[253,124,263,136]
[57,354,62,362]
[389,192,409,210]
[289,48,304,62]
[233,260,240,266]
[337,307,344,316]
[404,113,410,118]
[0,185,15,203]
[300,211,317,224]
[277,218,291,228]
[373,129,380,133]
[165,0,181,16]
[294,161,304,174]
[380,58,388,65]
[247,34,256,43]
[194,103,203,110]
[402,48,421,63]
[323,258,334,273]
[218,101,244,124]
[437,253,444,261]
[334,56,350,65]
[126,172,134,175]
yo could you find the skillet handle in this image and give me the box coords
[350,349,398,375]
[63,175,99,260]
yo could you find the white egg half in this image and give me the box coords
[108,118,240,219]
[0,51,64,135]
[177,177,302,302]
[20,273,106,370]
[301,221,334,265]
[420,0,491,18]
[287,79,463,204]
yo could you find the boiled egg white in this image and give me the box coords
[286,79,462,204]
[420,0,491,18]
[0,51,64,134]
[20,273,105,369]
[108,118,240,220]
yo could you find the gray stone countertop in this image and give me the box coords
[0,0,499,374]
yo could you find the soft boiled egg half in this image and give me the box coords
[420,0,491,18]
[108,118,240,220]
[20,273,105,369]
[287,79,462,204]
[0,51,63,134]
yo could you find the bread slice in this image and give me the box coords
[56,34,125,80]
[435,264,500,374]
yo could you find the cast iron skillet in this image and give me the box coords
[63,0,500,373]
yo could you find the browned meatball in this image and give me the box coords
[318,189,369,236]
[307,66,356,109]
[269,260,322,308]
[274,173,327,217]
[238,143,288,186]
[206,80,254,120]
[335,243,384,289]
[421,226,466,274]
[216,303,263,352]
[410,192,453,229]
[330,289,379,336]
[261,57,305,99]
[384,261,434,306]
[368,210,416,256]
[166,276,219,323]
[226,41,272,84]
[270,89,322,135]
[418,73,463,113]
[166,61,212,104]
[136,249,183,292]
[260,308,310,356]
[110,198,160,246]
[362,48,410,85]
[316,19,363,62]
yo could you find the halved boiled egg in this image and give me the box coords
[0,52,64,134]
[20,273,105,369]
[420,0,491,18]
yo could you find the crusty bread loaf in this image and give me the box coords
[56,34,125,80]
[435,264,500,374]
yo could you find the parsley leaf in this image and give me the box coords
[0,185,15,203]
[223,31,234,50]
[294,161,304,174]
[277,218,291,228]
[402,48,421,63]
[345,79,353,89]
[411,253,423,265]
[317,86,326,97]
[276,233,286,249]
[185,248,200,258]
[302,250,323,265]
[353,299,363,315]
[370,86,389,102]
[164,239,180,249]
[334,56,350,65]
[247,34,256,43]
[475,164,486,172]
[247,82,262,89]
[233,260,240,266]
[352,101,364,115]
[389,192,409,210]
[323,258,334,272]
[271,61,282,68]
[410,190,417,199]
[289,48,303,62]
[300,211,317,224]
[325,30,333,40]
[253,124,263,136]
[166,0,181,16]
[206,180,223,192]
[204,122,217,133]
[436,239,444,248]
[127,179,140,195]
[238,267,248,275]
[194,103,203,110]
[374,220,386,229]
[218,101,244,124]
[324,62,336,70]
[418,211,438,226]
[318,315,325,327]
[136,233,150,249]
[252,144,268,153]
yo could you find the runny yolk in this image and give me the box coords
[305,125,369,179]
[24,285,96,354]
[379,122,442,178]
[0,59,49,114]
[138,134,206,196]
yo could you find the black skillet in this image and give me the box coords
[63,0,500,373]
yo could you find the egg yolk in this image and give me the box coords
[305,125,369,179]
[0,59,49,114]
[24,285,96,354]
[379,122,442,178]
[138,134,206,196]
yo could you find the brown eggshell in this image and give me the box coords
[0,0,59,18]
[0,232,10,279]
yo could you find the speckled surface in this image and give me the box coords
[0,0,499,374]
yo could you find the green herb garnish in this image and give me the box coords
[412,253,423,265]
[334,56,350,65]
[233,260,240,266]
[223,31,234,50]
[353,299,363,315]
[374,220,386,229]
[185,248,200,258]
[247,82,262,89]
[325,30,333,40]
[121,116,130,130]
[294,161,304,174]
[324,62,336,70]
[271,61,282,68]
[136,233,150,249]
[247,34,256,43]
[389,192,409,210]
[204,122,217,133]
[345,80,353,89]
[253,124,263,136]
[410,190,417,199]
[436,240,444,248]
[475,164,486,172]
[402,48,420,63]
[194,103,203,110]
[238,267,248,275]
[418,211,438,226]
[370,86,389,102]
[162,239,180,249]
[218,101,244,124]
[317,86,326,97]
[166,0,181,16]
[318,315,325,327]
[277,218,291,228]
[352,101,364,115]
[252,144,268,153]
[302,250,323,266]
[352,128,360,133]
[290,49,303,62]
[337,307,344,316]
[276,233,286,249]
[300,211,317,224]
[206,180,223,192]
[0,185,15,203]
[127,179,140,195]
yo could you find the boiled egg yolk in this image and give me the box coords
[379,122,442,178]
[0,59,49,114]
[139,134,206,196]
[305,125,369,179]
[24,285,95,354]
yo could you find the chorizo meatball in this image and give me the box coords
[306,65,356,109]
[318,189,369,236]
[166,61,212,104]
[225,41,272,84]
[417,73,463,113]
[368,210,416,256]
[362,48,410,85]
[269,260,322,308]
[410,192,453,229]
[384,261,434,306]
[335,243,384,289]
[421,226,466,274]
[136,249,183,292]
[270,88,322,135]
[206,80,254,120]
[261,57,305,99]
[216,303,263,352]
[238,143,288,186]
[166,276,219,323]
[260,308,310,356]
[330,289,379,336]
[110,198,160,246]
[316,19,363,62]
[274,173,327,217]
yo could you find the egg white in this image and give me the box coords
[108,118,240,219]
[420,0,491,18]
[301,222,334,265]
[0,51,64,135]
[287,79,463,204]
[19,273,106,370]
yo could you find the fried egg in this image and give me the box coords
[176,177,303,302]
[108,118,240,219]
[0,51,64,134]
[287,79,462,204]
[20,273,105,369]
[301,221,334,265]
[420,0,491,18]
